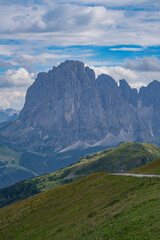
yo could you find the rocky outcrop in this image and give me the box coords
[139,80,160,140]
[1,60,160,153]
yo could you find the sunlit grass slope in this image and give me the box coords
[130,157,160,175]
[1,141,160,208]
[0,172,160,240]
[35,142,160,191]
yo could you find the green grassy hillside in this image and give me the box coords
[0,143,76,189]
[0,172,160,240]
[0,143,39,189]
[130,158,160,175]
[0,143,37,188]
[0,143,21,164]
[0,142,106,189]
[1,141,160,208]
[34,141,160,191]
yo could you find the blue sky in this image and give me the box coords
[0,0,160,109]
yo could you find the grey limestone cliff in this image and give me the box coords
[1,60,160,153]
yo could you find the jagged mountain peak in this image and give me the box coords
[119,79,138,106]
[119,79,131,89]
[147,79,160,87]
[1,60,160,154]
[97,74,117,88]
[59,59,85,68]
[35,59,95,89]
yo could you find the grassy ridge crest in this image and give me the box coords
[1,141,160,208]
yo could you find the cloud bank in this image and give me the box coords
[0,1,160,47]
[0,68,35,109]
[0,68,35,88]
[91,57,160,89]
[0,0,159,109]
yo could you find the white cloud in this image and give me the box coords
[43,5,120,33]
[0,2,160,46]
[0,59,13,68]
[0,44,19,56]
[91,57,160,89]
[0,4,46,34]
[0,68,35,88]
[110,47,144,51]
[124,57,160,72]
[0,1,160,109]
[0,67,35,109]
[130,82,147,89]
[42,0,160,9]
[0,88,26,110]
[17,53,71,65]
[92,65,138,82]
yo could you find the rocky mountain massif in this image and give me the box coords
[1,60,160,153]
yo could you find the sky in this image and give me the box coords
[0,0,160,109]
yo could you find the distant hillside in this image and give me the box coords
[0,143,38,189]
[130,158,160,175]
[0,142,82,189]
[1,172,160,240]
[1,142,160,208]
[0,108,19,123]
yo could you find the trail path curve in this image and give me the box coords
[110,173,160,178]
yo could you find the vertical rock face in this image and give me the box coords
[119,79,138,107]
[1,60,160,153]
[139,80,160,139]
